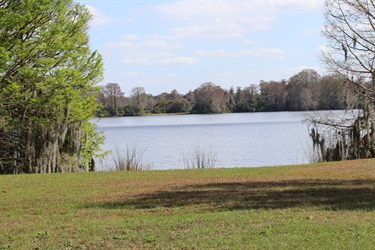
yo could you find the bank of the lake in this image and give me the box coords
[1,159,375,249]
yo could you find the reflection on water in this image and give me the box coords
[94,111,318,170]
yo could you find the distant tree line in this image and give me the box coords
[97,69,348,117]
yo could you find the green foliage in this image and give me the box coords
[0,0,104,173]
[122,105,140,116]
[152,99,192,114]
[153,100,169,114]
[167,99,192,113]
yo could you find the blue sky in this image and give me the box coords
[78,0,326,95]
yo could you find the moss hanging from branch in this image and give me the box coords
[309,113,375,162]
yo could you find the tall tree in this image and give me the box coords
[259,81,287,111]
[234,85,260,112]
[0,0,104,173]
[130,87,147,115]
[316,74,347,110]
[226,86,236,112]
[287,69,320,111]
[192,82,227,114]
[309,0,375,161]
[98,83,125,116]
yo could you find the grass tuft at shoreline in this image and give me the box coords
[1,159,375,249]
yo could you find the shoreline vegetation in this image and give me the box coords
[97,69,348,118]
[1,159,374,249]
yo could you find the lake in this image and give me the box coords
[94,111,315,171]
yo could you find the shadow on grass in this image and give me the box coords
[90,179,375,211]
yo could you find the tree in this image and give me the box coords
[0,0,104,173]
[309,0,375,161]
[192,82,227,114]
[316,74,347,110]
[287,69,320,111]
[98,83,125,116]
[167,99,192,113]
[166,89,182,100]
[259,81,286,111]
[226,86,236,112]
[234,85,260,112]
[130,87,147,115]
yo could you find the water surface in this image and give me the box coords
[95,112,314,170]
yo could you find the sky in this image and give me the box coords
[78,0,327,95]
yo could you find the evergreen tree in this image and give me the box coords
[0,0,104,173]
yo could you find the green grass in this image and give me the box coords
[1,159,375,249]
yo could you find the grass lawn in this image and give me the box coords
[0,159,374,249]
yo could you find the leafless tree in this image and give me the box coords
[130,87,147,115]
[260,80,287,111]
[99,83,125,116]
[309,0,375,161]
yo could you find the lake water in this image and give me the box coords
[94,111,315,171]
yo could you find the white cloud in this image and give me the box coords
[105,35,183,64]
[289,66,321,72]
[86,5,113,26]
[171,23,244,40]
[106,38,172,51]
[269,0,322,11]
[167,73,179,79]
[121,34,139,41]
[118,72,142,77]
[125,18,135,24]
[242,40,259,46]
[121,58,150,65]
[195,48,285,59]
[154,0,323,40]
[99,0,322,82]
[287,65,327,76]
[158,57,200,66]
